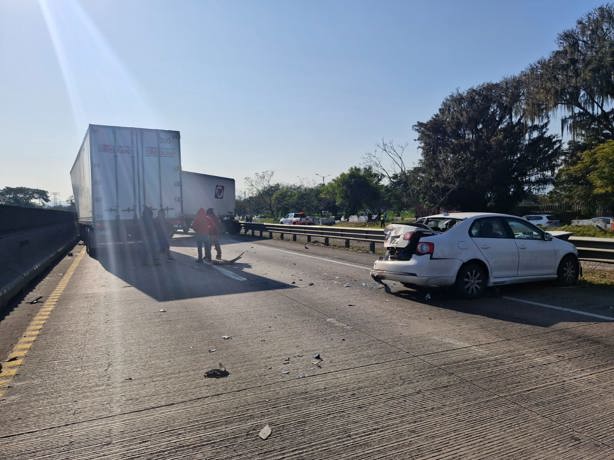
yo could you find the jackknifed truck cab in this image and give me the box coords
[70,124,183,257]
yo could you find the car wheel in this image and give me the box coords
[455,263,487,298]
[557,254,579,285]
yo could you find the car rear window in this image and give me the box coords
[421,218,460,232]
[469,218,509,238]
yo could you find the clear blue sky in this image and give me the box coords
[0,0,606,200]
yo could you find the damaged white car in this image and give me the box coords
[371,213,580,298]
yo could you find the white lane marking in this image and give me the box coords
[202,262,247,281]
[503,296,614,321]
[264,247,371,271]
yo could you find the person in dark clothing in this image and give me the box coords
[141,206,160,265]
[206,208,222,261]
[155,209,174,261]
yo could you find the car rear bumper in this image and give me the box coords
[370,257,460,288]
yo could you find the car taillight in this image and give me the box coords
[403,231,414,240]
[415,242,434,255]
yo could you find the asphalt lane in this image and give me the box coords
[1,235,614,458]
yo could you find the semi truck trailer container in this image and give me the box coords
[70,124,183,256]
[181,171,238,233]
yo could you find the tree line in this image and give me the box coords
[238,4,614,219]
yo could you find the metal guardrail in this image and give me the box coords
[570,236,614,262]
[240,222,614,261]
[241,222,384,252]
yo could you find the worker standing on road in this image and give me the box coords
[155,209,174,261]
[206,208,222,261]
[192,207,212,263]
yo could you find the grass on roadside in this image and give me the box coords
[580,266,614,287]
[551,225,614,238]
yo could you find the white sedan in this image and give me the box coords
[371,212,580,298]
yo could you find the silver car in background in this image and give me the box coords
[371,212,579,298]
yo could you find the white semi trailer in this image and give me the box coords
[181,171,238,233]
[70,124,183,256]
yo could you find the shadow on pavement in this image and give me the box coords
[386,283,611,327]
[94,244,293,302]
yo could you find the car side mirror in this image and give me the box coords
[544,233,553,241]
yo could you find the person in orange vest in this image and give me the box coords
[192,208,223,262]
[192,207,211,263]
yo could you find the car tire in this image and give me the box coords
[455,262,487,298]
[557,254,579,285]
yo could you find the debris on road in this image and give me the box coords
[159,309,166,312]
[281,369,290,374]
[208,348,216,353]
[308,282,314,286]
[304,245,309,249]
[313,353,322,360]
[298,373,305,379]
[343,283,351,288]
[67,251,74,257]
[205,364,230,378]
[283,357,290,364]
[7,356,18,362]
[311,361,322,368]
[348,304,355,307]
[258,424,272,440]
[29,296,43,305]
[222,335,231,340]
[124,377,133,381]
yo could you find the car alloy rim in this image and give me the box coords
[562,260,576,282]
[464,269,483,295]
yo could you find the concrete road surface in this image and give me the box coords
[1,235,614,459]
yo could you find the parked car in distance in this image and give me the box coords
[279,212,314,225]
[522,214,560,227]
[371,212,579,298]
[591,216,614,231]
[571,216,614,231]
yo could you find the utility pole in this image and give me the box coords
[315,173,329,185]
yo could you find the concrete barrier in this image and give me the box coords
[0,206,77,309]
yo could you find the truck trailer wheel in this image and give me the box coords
[83,227,97,258]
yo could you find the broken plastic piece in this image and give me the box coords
[259,424,272,440]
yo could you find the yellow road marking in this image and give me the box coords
[3,359,24,368]
[0,248,84,398]
[13,343,33,352]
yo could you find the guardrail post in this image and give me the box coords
[259,230,263,237]
[280,233,284,240]
[369,242,375,253]
[269,231,273,239]
[324,237,329,246]
[292,234,297,241]
[251,229,254,236]
[307,235,311,243]
[345,239,350,248]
